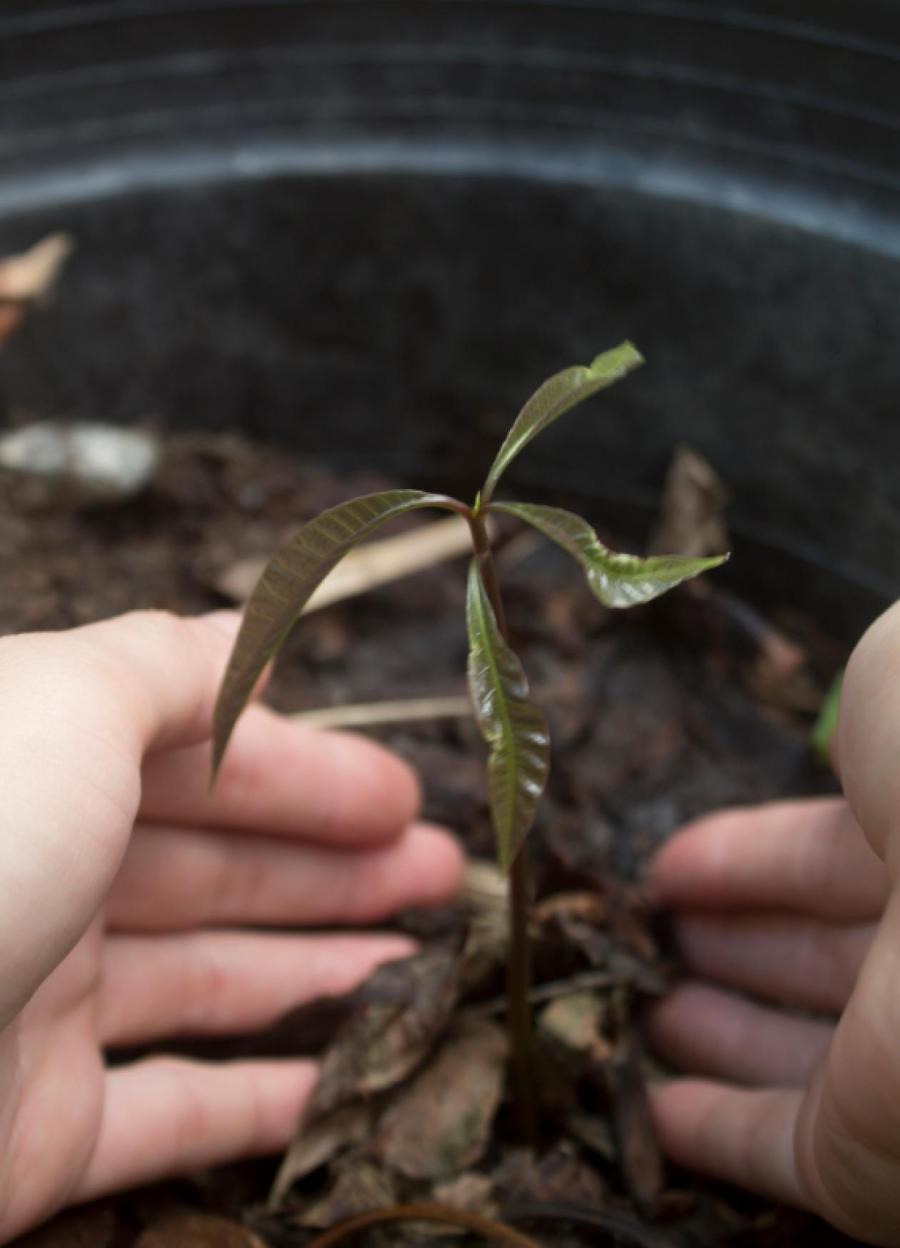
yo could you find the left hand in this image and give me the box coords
[0,609,463,1242]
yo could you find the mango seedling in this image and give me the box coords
[211,342,729,1135]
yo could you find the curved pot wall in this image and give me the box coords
[0,1,898,636]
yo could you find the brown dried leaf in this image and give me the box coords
[494,1142,611,1210]
[609,1033,666,1216]
[0,234,74,302]
[298,1156,396,1230]
[433,1172,498,1218]
[649,446,729,559]
[273,1103,371,1191]
[538,991,612,1070]
[271,947,461,1205]
[374,1017,508,1181]
[311,947,461,1114]
[567,1108,617,1162]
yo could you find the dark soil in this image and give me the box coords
[4,432,853,1248]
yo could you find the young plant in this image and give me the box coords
[211,342,728,1133]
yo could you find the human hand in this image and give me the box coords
[0,610,463,1243]
[647,600,900,1244]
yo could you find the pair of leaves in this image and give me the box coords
[212,343,727,875]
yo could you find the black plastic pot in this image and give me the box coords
[0,1,898,638]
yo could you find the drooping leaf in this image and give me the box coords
[480,342,644,505]
[490,502,728,608]
[466,559,550,871]
[212,489,456,773]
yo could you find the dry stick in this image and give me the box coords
[293,694,472,731]
[305,1203,541,1248]
[468,510,538,1146]
[216,513,482,608]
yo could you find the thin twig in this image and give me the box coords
[305,1202,541,1248]
[292,694,472,731]
[216,514,482,608]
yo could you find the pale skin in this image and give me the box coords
[647,599,900,1245]
[4,603,900,1245]
[0,609,464,1242]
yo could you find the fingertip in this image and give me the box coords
[402,821,467,904]
[250,1059,321,1152]
[325,728,423,844]
[646,819,712,906]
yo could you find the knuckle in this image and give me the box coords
[214,840,270,921]
[156,1059,211,1159]
[184,938,232,1030]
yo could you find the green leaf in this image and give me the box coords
[811,669,843,765]
[492,501,728,607]
[480,342,644,505]
[466,559,550,871]
[213,490,457,774]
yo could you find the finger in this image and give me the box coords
[107,821,464,930]
[671,912,873,1013]
[649,1079,806,1210]
[646,982,833,1086]
[76,1057,316,1202]
[649,798,887,922]
[99,930,415,1046]
[140,704,421,848]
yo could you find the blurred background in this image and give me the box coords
[0,0,897,637]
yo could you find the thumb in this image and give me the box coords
[838,600,900,872]
[0,611,242,1022]
[71,609,243,755]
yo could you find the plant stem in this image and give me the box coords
[468,511,538,1144]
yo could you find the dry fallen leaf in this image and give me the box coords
[648,445,729,559]
[373,1017,508,1181]
[297,1155,397,1230]
[271,946,462,1206]
[0,233,74,302]
[493,1141,611,1211]
[607,1020,665,1216]
[538,990,612,1070]
[272,1102,372,1191]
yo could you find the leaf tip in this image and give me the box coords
[590,340,645,376]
